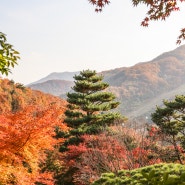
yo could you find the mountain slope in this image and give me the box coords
[0,78,67,114]
[29,79,74,96]
[28,71,79,85]
[101,45,185,118]
[27,45,185,120]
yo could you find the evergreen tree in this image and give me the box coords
[64,69,121,137]
[56,70,122,185]
[151,95,185,164]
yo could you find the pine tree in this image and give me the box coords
[151,95,185,164]
[57,70,123,185]
[64,69,121,135]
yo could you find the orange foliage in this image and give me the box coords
[0,78,67,114]
[0,103,68,185]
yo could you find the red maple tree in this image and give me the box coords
[0,103,68,185]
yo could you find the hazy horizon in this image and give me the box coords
[1,0,185,84]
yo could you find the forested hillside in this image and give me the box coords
[1,75,185,185]
[102,45,185,118]
[0,78,68,184]
[0,78,67,113]
[28,45,185,120]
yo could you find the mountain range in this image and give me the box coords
[28,45,185,121]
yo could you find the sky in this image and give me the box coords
[1,0,185,85]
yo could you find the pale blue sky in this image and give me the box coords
[1,0,185,84]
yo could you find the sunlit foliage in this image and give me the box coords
[0,32,20,75]
[92,163,185,185]
[0,104,67,185]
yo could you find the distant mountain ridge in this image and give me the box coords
[28,45,185,120]
[29,79,74,96]
[28,71,79,85]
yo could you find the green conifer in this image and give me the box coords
[56,70,123,185]
[65,69,121,137]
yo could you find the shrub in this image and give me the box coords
[92,163,185,185]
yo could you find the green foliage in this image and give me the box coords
[92,163,185,185]
[151,95,185,134]
[0,32,20,75]
[151,95,185,163]
[11,98,19,112]
[64,69,122,137]
[58,70,123,185]
[15,83,26,91]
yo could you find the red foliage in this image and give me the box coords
[64,126,162,185]
[67,144,87,159]
[61,124,185,185]
[88,0,110,12]
[147,125,185,163]
[0,103,68,185]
